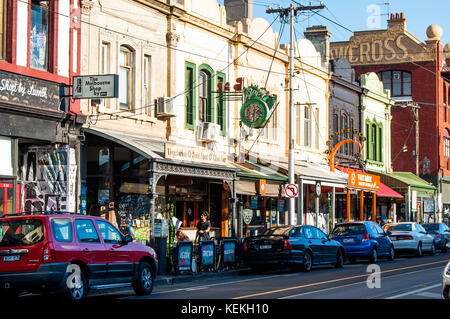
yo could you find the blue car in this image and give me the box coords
[331,222,395,263]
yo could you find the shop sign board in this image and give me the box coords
[243,209,253,225]
[72,74,119,99]
[348,171,380,191]
[411,191,417,212]
[176,241,193,272]
[165,144,227,166]
[200,240,215,269]
[0,70,60,111]
[424,200,435,213]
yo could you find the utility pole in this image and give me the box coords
[266,2,324,225]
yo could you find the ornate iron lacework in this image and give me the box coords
[153,162,235,181]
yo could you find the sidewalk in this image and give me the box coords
[154,267,249,286]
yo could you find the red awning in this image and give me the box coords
[337,166,403,198]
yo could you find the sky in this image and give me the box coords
[217,0,450,47]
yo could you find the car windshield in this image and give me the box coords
[422,224,439,231]
[388,224,412,232]
[0,219,44,247]
[332,224,366,236]
[261,227,293,236]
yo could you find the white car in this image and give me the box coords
[443,260,450,299]
[385,222,435,257]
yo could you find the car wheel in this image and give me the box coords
[335,248,344,268]
[369,248,378,263]
[64,264,87,301]
[300,250,312,272]
[429,243,436,255]
[133,262,154,296]
[416,242,423,257]
[442,241,448,253]
[387,246,395,261]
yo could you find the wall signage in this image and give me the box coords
[72,74,119,99]
[165,144,227,166]
[348,171,380,191]
[0,70,60,111]
[240,85,276,128]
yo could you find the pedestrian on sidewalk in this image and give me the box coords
[195,211,211,242]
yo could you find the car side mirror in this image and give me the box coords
[122,235,133,245]
[386,231,391,236]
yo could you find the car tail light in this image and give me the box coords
[434,234,441,239]
[397,235,413,240]
[283,239,292,250]
[243,242,248,253]
[43,242,56,263]
[362,233,370,242]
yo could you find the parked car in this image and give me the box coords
[242,225,345,272]
[330,222,394,263]
[443,260,450,299]
[421,223,450,252]
[385,222,435,257]
[0,212,158,300]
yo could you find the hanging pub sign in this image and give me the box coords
[72,74,119,99]
[240,85,277,128]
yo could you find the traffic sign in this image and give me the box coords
[284,184,299,198]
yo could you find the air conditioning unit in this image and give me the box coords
[156,97,175,118]
[198,122,220,143]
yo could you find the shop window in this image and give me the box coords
[296,103,301,145]
[377,70,412,98]
[185,61,196,129]
[0,182,13,216]
[198,64,214,123]
[99,42,111,108]
[216,73,226,133]
[119,46,134,110]
[333,113,339,145]
[30,0,50,71]
[0,0,6,60]
[304,105,311,147]
[143,54,151,116]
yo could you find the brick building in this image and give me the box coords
[330,13,445,222]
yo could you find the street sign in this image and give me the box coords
[72,74,119,99]
[284,184,299,198]
[348,171,380,191]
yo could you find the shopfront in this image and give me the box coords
[83,128,237,243]
[0,70,85,216]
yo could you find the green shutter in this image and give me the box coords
[185,61,196,129]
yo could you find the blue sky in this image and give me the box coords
[218,0,450,46]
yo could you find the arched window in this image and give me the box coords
[119,46,134,110]
[377,71,412,97]
[198,65,214,123]
[444,129,450,158]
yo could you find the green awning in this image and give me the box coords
[371,171,436,196]
[231,161,288,182]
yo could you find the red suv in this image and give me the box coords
[0,213,158,300]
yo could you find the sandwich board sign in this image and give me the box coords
[73,74,119,99]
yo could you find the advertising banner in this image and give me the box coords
[200,240,215,268]
[177,241,193,272]
[223,239,236,265]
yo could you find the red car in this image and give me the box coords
[0,212,158,300]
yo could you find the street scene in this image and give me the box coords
[0,0,450,307]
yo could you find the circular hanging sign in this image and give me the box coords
[240,98,268,128]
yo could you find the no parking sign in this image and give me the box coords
[284,184,299,198]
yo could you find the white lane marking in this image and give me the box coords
[416,292,442,299]
[386,283,442,299]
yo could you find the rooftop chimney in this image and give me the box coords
[304,25,332,68]
[224,0,253,23]
[388,12,407,31]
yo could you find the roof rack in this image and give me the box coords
[1,211,83,218]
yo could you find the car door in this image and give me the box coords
[442,224,450,243]
[372,223,391,255]
[415,224,433,249]
[315,227,337,262]
[304,226,322,263]
[95,220,134,283]
[74,218,108,285]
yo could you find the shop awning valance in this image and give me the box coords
[83,127,165,160]
[369,171,436,197]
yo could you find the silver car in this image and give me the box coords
[443,260,450,299]
[385,222,435,257]
[422,223,450,252]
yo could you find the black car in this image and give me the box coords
[422,223,450,252]
[242,225,345,272]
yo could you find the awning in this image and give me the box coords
[377,182,403,198]
[83,127,165,159]
[370,171,437,196]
